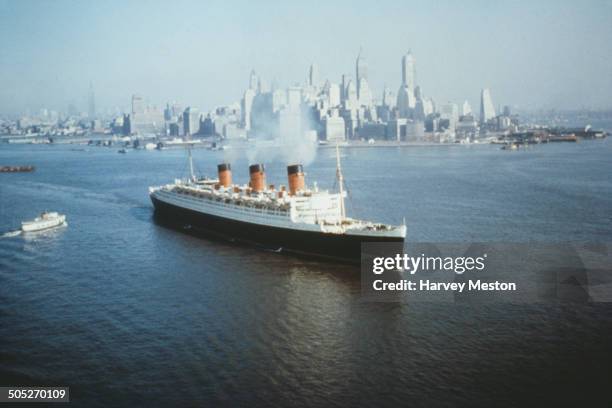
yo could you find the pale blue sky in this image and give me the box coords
[1,0,611,115]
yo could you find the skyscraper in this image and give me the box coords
[397,51,417,119]
[249,70,258,91]
[462,100,472,116]
[308,63,319,88]
[401,51,415,89]
[131,94,144,116]
[355,49,368,99]
[479,89,496,124]
[341,74,351,103]
[345,80,358,108]
[357,78,373,107]
[183,106,200,137]
[241,88,256,131]
[328,83,341,107]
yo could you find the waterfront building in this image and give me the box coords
[405,120,425,141]
[439,103,459,130]
[479,88,496,124]
[122,114,132,135]
[323,109,346,141]
[129,95,164,134]
[424,114,439,133]
[387,118,407,141]
[183,106,200,137]
[200,114,215,136]
[241,88,256,130]
[341,107,359,139]
[131,94,144,116]
[168,122,180,137]
[358,122,387,140]
[456,114,478,140]
[223,122,246,139]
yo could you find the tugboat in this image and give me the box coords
[21,212,67,233]
[149,144,406,263]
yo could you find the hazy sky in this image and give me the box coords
[1,0,611,115]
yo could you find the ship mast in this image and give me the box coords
[187,143,195,182]
[335,141,346,220]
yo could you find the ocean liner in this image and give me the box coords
[149,145,406,262]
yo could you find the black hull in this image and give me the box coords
[151,196,403,263]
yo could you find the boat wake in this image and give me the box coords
[1,230,22,238]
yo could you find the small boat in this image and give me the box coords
[0,165,35,173]
[118,148,128,154]
[21,212,67,233]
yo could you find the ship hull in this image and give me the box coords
[151,195,403,263]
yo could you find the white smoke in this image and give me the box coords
[226,92,319,167]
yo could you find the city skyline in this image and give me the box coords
[1,0,612,115]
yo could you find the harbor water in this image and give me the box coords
[1,137,612,406]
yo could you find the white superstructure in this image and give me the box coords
[149,179,405,238]
[21,212,67,232]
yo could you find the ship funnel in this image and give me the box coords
[249,164,266,192]
[287,164,305,195]
[217,163,232,187]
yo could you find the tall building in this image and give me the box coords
[341,74,351,103]
[250,92,277,139]
[401,51,416,90]
[129,94,163,134]
[183,106,200,137]
[345,80,358,108]
[328,83,341,107]
[241,89,256,130]
[479,88,496,124]
[357,78,373,107]
[88,82,96,119]
[440,103,459,130]
[355,49,368,98]
[382,86,396,108]
[308,63,319,88]
[249,70,258,91]
[286,86,302,110]
[323,109,346,141]
[462,100,472,116]
[397,51,417,119]
[131,94,144,116]
[397,86,415,119]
